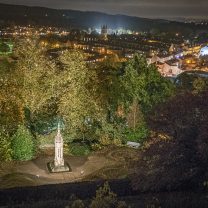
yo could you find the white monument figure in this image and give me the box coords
[47,122,71,172]
[54,123,64,167]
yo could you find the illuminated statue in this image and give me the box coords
[54,123,64,167]
[47,122,71,173]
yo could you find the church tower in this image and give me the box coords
[101,25,108,40]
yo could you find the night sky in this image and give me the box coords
[0,0,207,19]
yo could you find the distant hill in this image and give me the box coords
[0,3,207,33]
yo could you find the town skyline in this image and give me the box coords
[0,0,207,19]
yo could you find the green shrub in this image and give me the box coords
[124,123,149,143]
[0,131,12,161]
[37,131,56,146]
[71,199,85,208]
[99,135,122,147]
[11,125,35,161]
[90,182,127,208]
[69,143,91,156]
[0,42,10,53]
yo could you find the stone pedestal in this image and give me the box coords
[47,161,71,173]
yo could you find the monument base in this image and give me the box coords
[47,162,72,173]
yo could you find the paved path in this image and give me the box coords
[0,147,138,189]
[15,154,109,182]
[0,153,113,188]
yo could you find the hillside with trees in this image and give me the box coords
[0,39,175,162]
[0,38,208,207]
[0,3,208,33]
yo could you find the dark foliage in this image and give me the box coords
[0,179,136,206]
[1,180,208,207]
[132,91,208,192]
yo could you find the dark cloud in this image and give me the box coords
[0,0,207,18]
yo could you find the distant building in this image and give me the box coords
[169,44,175,54]
[157,60,182,77]
[200,46,208,56]
[101,25,108,40]
[147,54,174,64]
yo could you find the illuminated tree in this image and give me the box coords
[0,58,23,134]
[117,54,174,142]
[14,39,56,115]
[57,50,102,139]
[120,54,175,113]
[13,41,101,139]
[0,131,12,162]
[13,39,57,134]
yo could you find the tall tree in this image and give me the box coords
[116,54,175,143]
[14,40,102,139]
[0,58,23,134]
[120,54,175,114]
[0,131,12,162]
[14,39,57,128]
[92,57,126,143]
[57,50,101,139]
[11,39,57,135]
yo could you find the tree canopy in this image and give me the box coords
[120,54,175,113]
[0,39,175,154]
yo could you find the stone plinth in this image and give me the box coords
[47,161,71,173]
